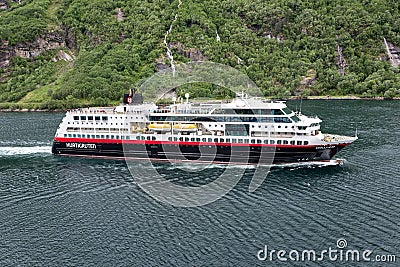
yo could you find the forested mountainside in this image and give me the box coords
[0,0,399,109]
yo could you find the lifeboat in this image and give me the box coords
[148,123,171,132]
[173,123,197,132]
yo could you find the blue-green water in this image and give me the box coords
[0,100,399,266]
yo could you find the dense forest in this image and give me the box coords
[0,0,399,109]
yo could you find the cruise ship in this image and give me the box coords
[52,92,357,164]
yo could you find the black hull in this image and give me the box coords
[52,140,347,164]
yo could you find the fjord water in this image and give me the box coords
[0,100,399,266]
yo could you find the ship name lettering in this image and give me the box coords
[66,143,96,149]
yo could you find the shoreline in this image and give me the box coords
[0,96,399,112]
[289,95,400,100]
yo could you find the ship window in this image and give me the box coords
[73,134,76,138]
[91,135,95,138]
[264,140,268,144]
[77,134,81,138]
[290,115,300,122]
[152,136,156,141]
[282,107,291,114]
[68,134,72,137]
[278,125,281,128]
[196,138,201,142]
[95,116,100,121]
[136,136,140,140]
[283,140,288,145]
[290,141,295,145]
[257,139,262,144]
[220,138,224,143]
[116,135,120,139]
[297,141,302,145]
[168,137,172,141]
[73,116,79,120]
[191,138,195,142]
[214,138,218,142]
[111,135,114,139]
[147,136,151,140]
[251,139,255,144]
[272,109,284,115]
[101,135,105,138]
[208,138,212,142]
[88,116,93,120]
[64,134,67,137]
[244,139,249,143]
[304,141,309,145]
[174,137,178,141]
[277,140,282,144]
[185,137,189,142]
[102,116,108,121]
[270,140,275,144]
[96,135,100,138]
[202,138,206,142]
[80,116,86,120]
[238,139,243,143]
[232,139,237,143]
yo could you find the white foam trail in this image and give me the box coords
[274,159,345,169]
[155,159,344,170]
[0,146,52,156]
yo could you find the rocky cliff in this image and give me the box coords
[0,29,76,68]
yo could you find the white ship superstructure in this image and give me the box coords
[52,93,357,164]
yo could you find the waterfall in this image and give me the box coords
[164,0,183,76]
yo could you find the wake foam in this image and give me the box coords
[0,146,52,156]
[152,159,345,171]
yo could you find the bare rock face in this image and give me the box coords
[0,0,8,10]
[14,32,65,59]
[170,42,206,61]
[0,30,74,68]
[155,57,170,71]
[115,8,124,22]
[155,43,207,71]
[0,0,23,10]
[185,48,207,61]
